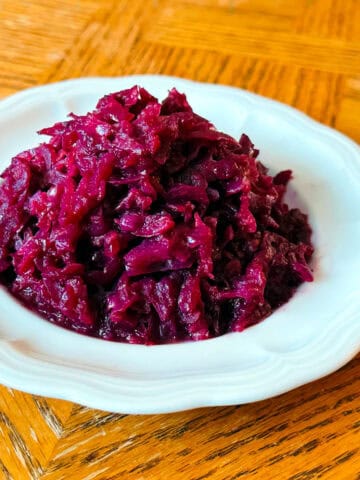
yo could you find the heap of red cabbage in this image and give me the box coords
[0,86,313,344]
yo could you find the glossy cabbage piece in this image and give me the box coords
[0,86,313,344]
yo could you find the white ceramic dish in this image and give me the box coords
[0,75,359,414]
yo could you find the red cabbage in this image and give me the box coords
[0,86,313,344]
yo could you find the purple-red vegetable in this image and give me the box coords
[0,86,313,344]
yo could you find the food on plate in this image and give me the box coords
[0,86,313,344]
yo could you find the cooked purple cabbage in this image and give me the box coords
[0,86,313,344]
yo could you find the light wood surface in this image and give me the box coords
[0,1,359,479]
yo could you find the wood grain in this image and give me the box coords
[0,0,359,479]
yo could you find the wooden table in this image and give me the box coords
[0,1,359,479]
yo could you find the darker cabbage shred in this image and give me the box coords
[0,86,313,344]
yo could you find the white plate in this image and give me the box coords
[0,76,359,414]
